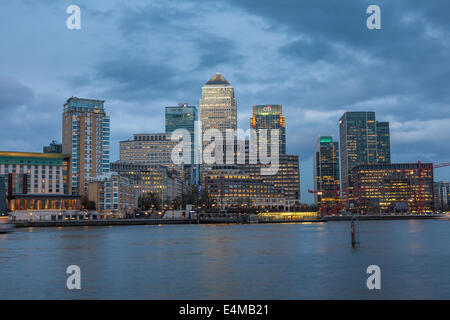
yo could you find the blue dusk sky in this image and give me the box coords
[0,0,449,203]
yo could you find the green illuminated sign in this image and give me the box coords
[320,137,333,143]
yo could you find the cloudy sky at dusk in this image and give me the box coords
[1,0,449,202]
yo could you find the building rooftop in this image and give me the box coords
[0,151,70,159]
[204,73,231,86]
[65,96,105,105]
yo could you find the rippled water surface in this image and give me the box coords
[0,220,449,299]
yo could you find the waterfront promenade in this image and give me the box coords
[11,213,443,228]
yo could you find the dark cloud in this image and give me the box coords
[0,76,34,109]
[1,0,450,203]
[196,36,245,70]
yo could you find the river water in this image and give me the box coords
[0,220,449,299]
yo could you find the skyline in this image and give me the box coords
[1,0,450,202]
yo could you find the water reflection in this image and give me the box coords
[0,220,449,299]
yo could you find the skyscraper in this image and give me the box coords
[165,104,198,186]
[313,136,340,209]
[200,73,237,143]
[62,97,110,196]
[434,181,450,211]
[339,111,391,205]
[250,104,286,155]
[376,121,391,163]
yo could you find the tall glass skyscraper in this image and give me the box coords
[165,104,198,185]
[339,111,390,205]
[62,97,110,196]
[165,104,197,163]
[376,121,391,163]
[250,104,286,156]
[200,73,237,142]
[313,136,340,208]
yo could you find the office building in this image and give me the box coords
[200,73,237,146]
[250,104,286,156]
[110,162,183,204]
[313,136,340,209]
[119,133,179,169]
[62,97,110,196]
[88,172,137,217]
[434,181,450,211]
[0,151,70,195]
[339,112,391,205]
[0,152,81,221]
[376,122,391,163]
[253,154,301,204]
[202,153,300,209]
[165,104,197,163]
[202,164,285,209]
[165,104,198,186]
[352,163,434,213]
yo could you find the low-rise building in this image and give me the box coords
[352,163,434,214]
[0,151,70,194]
[110,162,183,204]
[7,194,81,221]
[87,172,137,217]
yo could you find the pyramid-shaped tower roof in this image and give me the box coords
[204,73,231,86]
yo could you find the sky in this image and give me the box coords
[0,0,449,203]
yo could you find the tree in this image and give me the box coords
[138,192,162,210]
[81,196,96,210]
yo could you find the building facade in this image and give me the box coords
[165,104,198,186]
[88,172,137,217]
[250,104,286,156]
[120,133,179,168]
[313,136,340,209]
[255,154,301,203]
[200,73,237,146]
[165,104,197,163]
[0,175,6,214]
[202,164,286,209]
[62,97,110,196]
[434,181,450,211]
[202,154,300,209]
[339,112,391,205]
[0,151,70,195]
[352,163,434,214]
[376,121,391,163]
[110,162,183,204]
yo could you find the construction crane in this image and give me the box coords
[308,189,327,215]
[308,181,341,216]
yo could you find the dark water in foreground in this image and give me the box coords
[0,220,449,299]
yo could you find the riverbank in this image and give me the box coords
[10,213,444,228]
[322,214,442,221]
